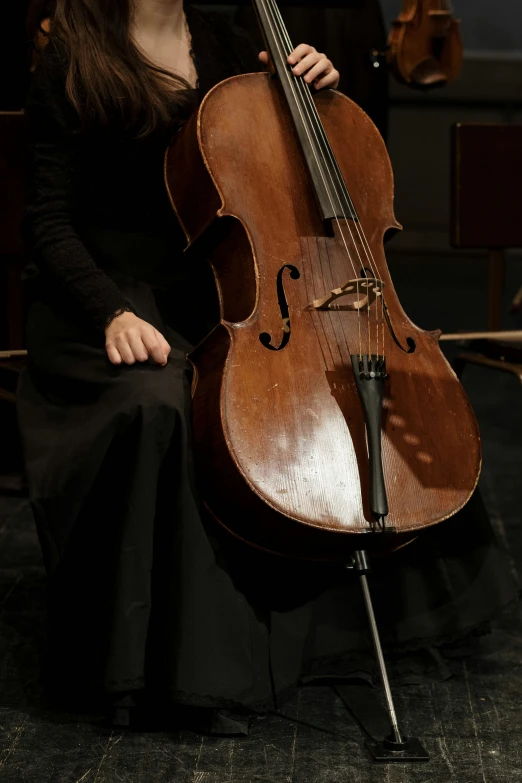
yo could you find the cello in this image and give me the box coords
[165,0,480,760]
[387,0,463,88]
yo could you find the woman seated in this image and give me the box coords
[19,0,517,733]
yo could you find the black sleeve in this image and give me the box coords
[24,39,134,332]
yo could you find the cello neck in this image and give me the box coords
[252,0,356,223]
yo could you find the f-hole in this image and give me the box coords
[360,268,416,354]
[259,264,301,352]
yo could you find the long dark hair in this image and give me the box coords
[27,0,194,136]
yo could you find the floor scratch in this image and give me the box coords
[287,691,300,783]
[489,691,501,733]
[463,661,487,783]
[438,736,456,777]
[92,730,115,783]
[192,737,204,782]
[227,739,234,782]
[75,768,94,783]
[0,715,28,769]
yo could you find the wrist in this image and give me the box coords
[104,306,135,333]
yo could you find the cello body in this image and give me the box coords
[165,72,481,560]
[387,0,463,88]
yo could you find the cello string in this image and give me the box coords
[260,0,363,282]
[258,0,365,358]
[323,226,354,366]
[270,0,383,359]
[269,6,382,298]
[294,78,384,357]
[268,0,382,359]
[270,0,385,358]
[277,18,383,291]
[262,0,370,357]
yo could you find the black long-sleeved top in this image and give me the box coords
[24,5,262,332]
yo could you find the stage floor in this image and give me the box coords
[0,357,520,782]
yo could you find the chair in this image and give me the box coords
[443,123,522,382]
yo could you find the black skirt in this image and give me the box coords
[17,269,518,715]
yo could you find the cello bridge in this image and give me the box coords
[309,278,385,312]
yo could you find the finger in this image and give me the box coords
[303,58,332,85]
[153,330,172,361]
[142,330,168,365]
[288,43,315,65]
[158,333,172,360]
[315,70,340,90]
[291,51,322,77]
[106,342,123,365]
[115,336,136,365]
[127,331,149,363]
[258,51,269,65]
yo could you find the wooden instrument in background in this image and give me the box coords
[387,0,463,88]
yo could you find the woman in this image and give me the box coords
[19,0,517,734]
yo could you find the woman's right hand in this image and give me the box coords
[105,311,171,366]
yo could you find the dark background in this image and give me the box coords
[0,0,29,110]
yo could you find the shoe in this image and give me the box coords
[109,690,139,729]
[111,706,132,728]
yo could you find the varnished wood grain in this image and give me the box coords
[165,73,481,558]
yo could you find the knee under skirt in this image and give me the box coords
[17,274,519,712]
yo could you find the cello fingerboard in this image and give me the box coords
[252,0,357,223]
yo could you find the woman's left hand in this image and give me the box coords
[259,44,340,91]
